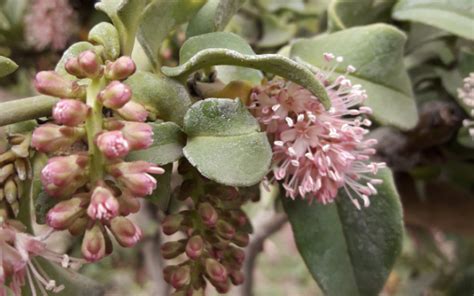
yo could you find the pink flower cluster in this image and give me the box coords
[250,53,386,208]
[24,0,78,51]
[31,50,163,263]
[459,73,474,138]
[0,220,83,296]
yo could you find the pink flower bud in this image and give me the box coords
[98,81,131,109]
[161,241,185,259]
[46,197,86,230]
[216,220,235,240]
[109,217,142,248]
[161,214,184,235]
[34,71,86,98]
[170,266,191,289]
[95,131,130,159]
[232,232,249,247]
[204,258,228,283]
[107,161,163,197]
[230,248,245,265]
[82,224,106,262]
[41,155,88,197]
[120,122,153,150]
[116,101,148,122]
[185,235,204,260]
[198,202,218,227]
[52,99,89,126]
[68,216,88,236]
[104,56,136,80]
[65,57,87,78]
[229,270,244,286]
[32,123,84,153]
[78,50,102,78]
[87,186,119,220]
[117,190,140,216]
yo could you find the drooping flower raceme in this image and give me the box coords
[0,220,84,296]
[32,49,164,263]
[250,53,386,209]
[459,73,474,139]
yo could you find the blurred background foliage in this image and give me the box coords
[1,0,473,295]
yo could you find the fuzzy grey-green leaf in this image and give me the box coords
[283,168,403,296]
[88,22,120,60]
[183,98,271,186]
[0,55,17,77]
[290,23,418,130]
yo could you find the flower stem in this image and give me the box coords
[86,78,105,183]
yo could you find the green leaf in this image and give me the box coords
[127,122,186,165]
[163,32,331,108]
[392,0,474,40]
[0,55,17,77]
[183,98,271,186]
[55,42,95,80]
[95,0,147,55]
[328,0,396,31]
[186,0,246,38]
[137,0,207,69]
[0,96,58,127]
[88,22,120,61]
[178,32,263,84]
[283,168,403,296]
[34,191,57,225]
[256,14,298,49]
[148,163,173,209]
[457,127,474,148]
[290,24,418,130]
[124,71,193,126]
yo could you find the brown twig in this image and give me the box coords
[237,211,288,296]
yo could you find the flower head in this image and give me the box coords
[250,53,385,208]
[458,73,474,139]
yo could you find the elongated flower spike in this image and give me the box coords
[32,45,165,271]
[250,53,386,208]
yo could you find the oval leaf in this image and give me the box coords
[124,71,193,125]
[183,98,271,186]
[0,96,58,127]
[186,0,246,38]
[137,0,207,69]
[290,24,418,130]
[0,55,17,77]
[283,168,403,296]
[127,122,186,165]
[88,22,120,61]
[392,0,474,40]
[95,0,147,55]
[179,32,263,84]
[163,36,331,108]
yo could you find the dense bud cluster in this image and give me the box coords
[0,130,32,218]
[32,49,164,263]
[160,163,254,295]
[459,73,474,138]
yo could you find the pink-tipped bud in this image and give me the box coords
[216,220,235,240]
[161,214,184,235]
[65,57,87,78]
[213,279,231,294]
[95,131,130,159]
[78,50,102,78]
[32,124,84,153]
[232,232,249,247]
[107,161,164,176]
[163,266,177,284]
[117,191,140,216]
[52,99,89,126]
[98,81,131,109]
[204,258,228,283]
[107,161,163,197]
[46,197,86,230]
[120,122,153,150]
[41,155,88,198]
[68,216,88,236]
[116,101,148,122]
[229,270,244,286]
[109,217,142,247]
[87,186,119,220]
[185,235,204,260]
[82,224,106,262]
[34,71,86,98]
[230,248,245,265]
[198,203,218,227]
[104,57,136,80]
[161,241,185,259]
[170,266,191,289]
